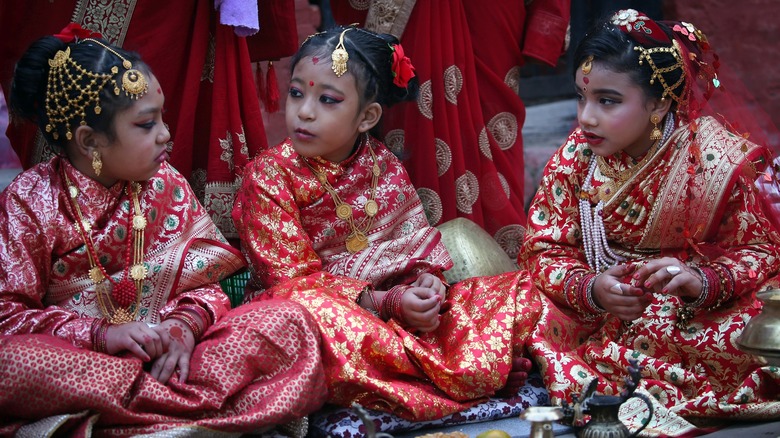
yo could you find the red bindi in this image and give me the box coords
[157,87,162,94]
[583,77,590,85]
[309,81,314,87]
[312,56,319,65]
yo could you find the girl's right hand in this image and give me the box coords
[593,264,652,321]
[105,321,168,361]
[401,286,442,332]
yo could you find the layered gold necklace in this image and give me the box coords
[303,144,381,253]
[595,138,660,201]
[63,170,148,324]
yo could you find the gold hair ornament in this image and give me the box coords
[44,40,149,141]
[634,39,685,104]
[45,47,113,140]
[581,55,593,75]
[81,38,148,99]
[331,28,355,77]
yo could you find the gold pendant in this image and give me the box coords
[110,307,133,324]
[132,215,147,230]
[89,266,105,284]
[345,232,368,253]
[364,200,379,217]
[130,263,148,281]
[598,181,616,202]
[336,204,353,220]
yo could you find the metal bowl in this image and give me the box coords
[737,288,780,366]
[436,217,518,284]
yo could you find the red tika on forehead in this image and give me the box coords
[312,56,319,65]
[583,77,590,84]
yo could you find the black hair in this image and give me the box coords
[9,35,150,153]
[573,16,684,108]
[291,25,419,108]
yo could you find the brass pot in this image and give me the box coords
[737,288,780,366]
[436,217,518,284]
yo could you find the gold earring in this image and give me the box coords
[92,150,103,176]
[650,114,662,141]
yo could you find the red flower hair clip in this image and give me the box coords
[390,43,415,88]
[53,23,103,43]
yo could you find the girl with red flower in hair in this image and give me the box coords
[233,25,539,421]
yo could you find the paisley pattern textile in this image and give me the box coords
[310,372,550,437]
[0,300,326,436]
[233,136,541,420]
[0,159,244,341]
[521,117,780,436]
[0,157,326,434]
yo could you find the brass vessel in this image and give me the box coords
[520,406,563,438]
[436,218,517,284]
[737,288,780,366]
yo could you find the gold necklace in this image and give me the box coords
[595,139,660,201]
[303,143,381,253]
[63,170,148,324]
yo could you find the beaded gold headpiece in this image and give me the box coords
[610,9,686,105]
[634,40,685,104]
[44,38,149,140]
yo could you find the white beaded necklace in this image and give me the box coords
[579,113,676,272]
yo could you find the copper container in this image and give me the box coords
[737,288,780,366]
[436,218,518,284]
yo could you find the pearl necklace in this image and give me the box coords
[303,139,381,253]
[578,114,675,272]
[63,170,148,324]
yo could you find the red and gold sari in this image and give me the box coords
[329,0,570,260]
[233,136,539,420]
[521,117,780,436]
[0,157,326,436]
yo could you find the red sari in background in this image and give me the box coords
[0,0,273,239]
[329,0,570,259]
[233,136,539,420]
[521,118,780,436]
[0,158,326,436]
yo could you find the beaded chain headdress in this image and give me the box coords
[45,35,149,141]
[609,9,722,124]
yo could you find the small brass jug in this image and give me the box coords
[560,359,654,438]
[520,406,563,438]
[577,393,653,438]
[738,288,780,366]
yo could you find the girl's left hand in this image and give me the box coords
[632,257,703,301]
[412,273,446,301]
[150,319,196,384]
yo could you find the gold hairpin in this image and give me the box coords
[331,28,355,77]
[581,55,593,75]
[82,38,148,99]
